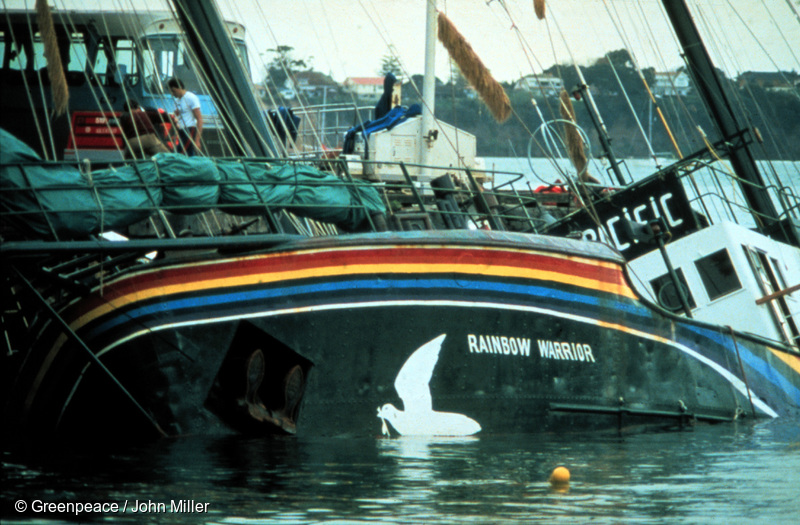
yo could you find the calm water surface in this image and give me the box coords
[3,418,799,524]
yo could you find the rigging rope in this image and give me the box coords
[604,0,684,160]
[13,267,169,438]
[486,2,583,185]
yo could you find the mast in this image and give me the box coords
[572,66,626,186]
[170,0,274,157]
[660,0,798,246]
[419,0,437,174]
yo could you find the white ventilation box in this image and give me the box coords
[350,116,486,183]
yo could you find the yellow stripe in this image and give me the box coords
[72,261,634,332]
[770,348,800,376]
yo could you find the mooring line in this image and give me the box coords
[13,267,168,437]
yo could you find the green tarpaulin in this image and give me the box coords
[1,129,385,238]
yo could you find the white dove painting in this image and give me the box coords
[377,334,481,437]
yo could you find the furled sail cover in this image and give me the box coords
[0,129,385,238]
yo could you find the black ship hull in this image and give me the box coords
[5,232,799,443]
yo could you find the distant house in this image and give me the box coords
[343,77,385,99]
[652,71,692,96]
[514,74,563,96]
[283,71,339,99]
[737,71,800,93]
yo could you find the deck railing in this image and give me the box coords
[0,154,583,245]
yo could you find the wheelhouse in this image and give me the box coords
[630,222,800,351]
[0,8,248,161]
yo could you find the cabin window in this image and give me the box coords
[769,256,787,290]
[113,38,138,84]
[0,31,10,68]
[141,36,178,92]
[30,35,49,70]
[65,34,89,73]
[694,248,741,301]
[649,269,696,312]
[1,29,33,70]
[174,41,201,92]
[1,31,11,68]
[2,30,45,71]
[89,39,112,84]
[2,27,88,85]
[141,46,159,92]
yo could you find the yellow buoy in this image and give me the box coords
[549,466,570,486]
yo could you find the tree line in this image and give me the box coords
[264,47,800,160]
[411,50,800,160]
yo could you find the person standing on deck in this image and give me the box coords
[167,77,203,156]
[119,100,170,159]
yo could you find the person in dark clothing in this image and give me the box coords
[374,72,397,120]
[268,106,300,147]
[119,100,170,159]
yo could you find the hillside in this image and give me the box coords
[417,83,800,161]
[274,56,800,160]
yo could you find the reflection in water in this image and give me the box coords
[369,436,479,520]
[3,419,799,523]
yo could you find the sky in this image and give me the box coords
[9,0,800,83]
[211,0,800,84]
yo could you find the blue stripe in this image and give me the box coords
[83,277,650,340]
[683,324,800,404]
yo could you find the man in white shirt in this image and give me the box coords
[167,77,203,156]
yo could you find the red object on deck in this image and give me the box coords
[66,111,123,150]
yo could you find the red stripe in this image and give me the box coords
[71,246,623,311]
